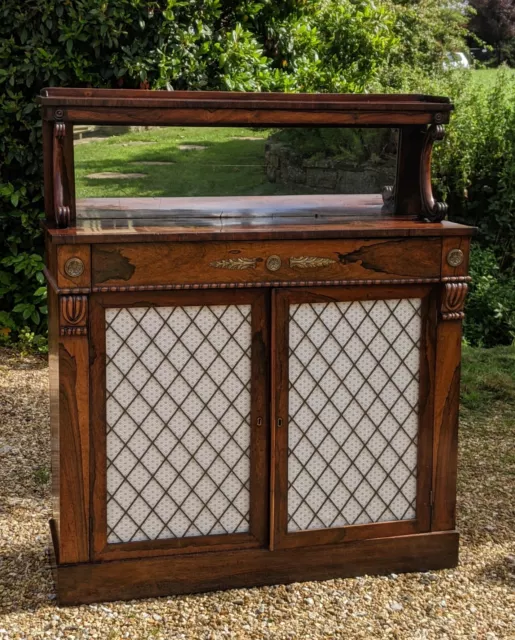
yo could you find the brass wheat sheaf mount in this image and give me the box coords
[290,256,336,269]
[210,257,257,270]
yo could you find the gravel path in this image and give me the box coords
[0,349,513,639]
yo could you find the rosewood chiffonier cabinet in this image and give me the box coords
[39,88,473,605]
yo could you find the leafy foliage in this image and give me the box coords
[468,0,515,64]
[399,68,515,346]
[0,0,470,348]
[432,69,515,270]
[464,246,515,347]
[380,0,473,89]
[270,127,394,163]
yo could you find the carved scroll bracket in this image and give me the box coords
[60,295,88,336]
[441,281,468,320]
[420,124,448,223]
[53,109,70,228]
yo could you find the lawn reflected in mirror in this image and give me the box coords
[74,125,398,201]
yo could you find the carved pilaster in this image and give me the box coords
[441,281,468,320]
[60,295,88,336]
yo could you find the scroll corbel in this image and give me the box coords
[53,110,70,228]
[420,124,448,222]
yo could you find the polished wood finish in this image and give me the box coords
[39,89,453,228]
[47,215,475,245]
[42,119,54,222]
[432,320,462,531]
[56,244,91,290]
[395,126,425,216]
[42,89,472,605]
[420,125,448,222]
[52,121,75,227]
[52,530,458,606]
[48,301,90,564]
[430,237,470,531]
[91,238,441,289]
[53,108,449,128]
[40,87,453,106]
[393,122,455,221]
[39,89,452,129]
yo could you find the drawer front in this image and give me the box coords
[92,238,441,289]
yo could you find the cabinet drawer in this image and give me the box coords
[91,238,441,289]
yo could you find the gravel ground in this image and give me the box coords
[0,348,513,639]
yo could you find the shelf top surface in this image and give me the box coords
[40,88,452,113]
[44,194,474,244]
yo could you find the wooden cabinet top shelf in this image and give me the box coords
[39,89,452,126]
[43,194,474,244]
[40,88,452,113]
[40,88,465,231]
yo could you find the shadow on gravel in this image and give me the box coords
[475,555,515,587]
[0,545,55,615]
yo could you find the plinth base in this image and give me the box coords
[48,524,459,606]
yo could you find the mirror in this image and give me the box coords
[73,125,398,217]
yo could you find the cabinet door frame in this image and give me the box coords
[90,289,269,561]
[271,285,437,550]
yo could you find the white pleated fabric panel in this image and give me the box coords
[105,304,252,544]
[287,298,421,532]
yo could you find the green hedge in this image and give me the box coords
[431,70,515,346]
[0,0,472,349]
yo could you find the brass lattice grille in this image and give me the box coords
[105,304,252,544]
[287,298,421,532]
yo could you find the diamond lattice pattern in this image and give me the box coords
[105,304,252,544]
[287,298,421,532]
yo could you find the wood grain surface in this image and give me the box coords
[52,531,459,605]
[91,238,442,288]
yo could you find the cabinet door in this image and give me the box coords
[271,285,436,549]
[90,290,269,560]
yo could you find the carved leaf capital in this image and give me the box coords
[441,282,468,320]
[54,122,66,139]
[60,295,88,336]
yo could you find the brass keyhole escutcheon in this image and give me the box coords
[266,255,281,272]
[64,257,85,278]
[447,248,464,267]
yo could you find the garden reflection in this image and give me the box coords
[73,126,398,200]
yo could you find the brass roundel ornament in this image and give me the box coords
[266,255,282,272]
[447,248,464,268]
[64,257,85,278]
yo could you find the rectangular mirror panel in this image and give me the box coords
[73,126,398,220]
